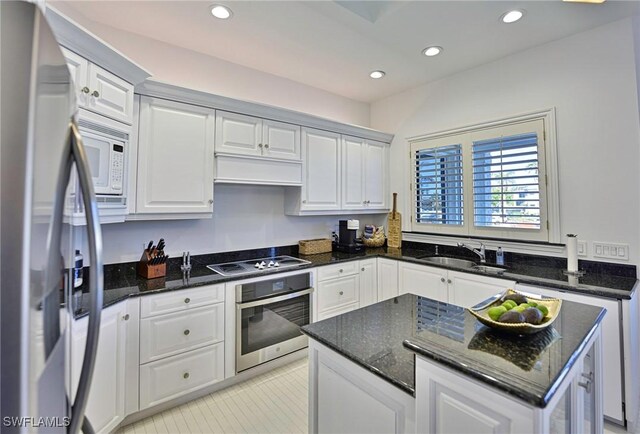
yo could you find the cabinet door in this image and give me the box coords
[71,303,128,434]
[516,284,623,423]
[137,97,215,214]
[262,119,301,160]
[448,271,515,308]
[341,136,365,209]
[301,128,341,211]
[87,63,134,125]
[398,262,448,302]
[215,111,262,156]
[60,47,88,106]
[377,258,399,301]
[359,259,378,307]
[365,140,389,209]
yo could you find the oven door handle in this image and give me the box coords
[237,288,314,309]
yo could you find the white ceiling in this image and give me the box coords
[52,0,640,102]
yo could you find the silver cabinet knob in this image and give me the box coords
[440,277,445,283]
[363,200,367,204]
[361,267,365,271]
[258,143,263,148]
[302,200,307,203]
[339,291,344,295]
[81,86,90,94]
[184,297,191,304]
[208,199,214,204]
[91,90,99,98]
[447,279,452,284]
[184,329,190,336]
[339,269,343,273]
[264,144,269,149]
[123,314,130,321]
[183,372,190,379]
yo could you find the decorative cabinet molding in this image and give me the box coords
[135,97,215,216]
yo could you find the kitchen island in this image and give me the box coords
[301,293,605,434]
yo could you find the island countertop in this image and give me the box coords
[301,293,606,407]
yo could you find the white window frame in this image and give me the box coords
[407,108,560,244]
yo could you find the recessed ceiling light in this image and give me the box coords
[422,46,443,57]
[369,70,385,79]
[500,10,524,24]
[211,4,232,19]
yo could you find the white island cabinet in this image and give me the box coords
[305,294,604,434]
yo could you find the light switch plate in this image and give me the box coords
[592,242,629,261]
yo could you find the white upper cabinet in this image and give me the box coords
[215,111,262,156]
[136,97,215,215]
[60,47,134,125]
[341,136,389,211]
[262,119,301,160]
[300,128,341,211]
[215,111,301,160]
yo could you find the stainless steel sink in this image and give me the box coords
[420,256,477,268]
[472,265,507,275]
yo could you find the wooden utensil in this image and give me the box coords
[387,193,402,249]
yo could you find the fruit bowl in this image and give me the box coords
[467,289,562,335]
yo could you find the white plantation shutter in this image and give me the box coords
[410,117,550,242]
[414,144,463,225]
[472,132,541,229]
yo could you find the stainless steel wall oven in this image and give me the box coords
[236,272,312,372]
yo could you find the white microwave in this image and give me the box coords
[78,119,127,196]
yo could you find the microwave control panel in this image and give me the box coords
[111,143,124,192]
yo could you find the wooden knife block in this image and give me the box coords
[137,249,166,279]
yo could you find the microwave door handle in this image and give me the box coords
[237,288,314,309]
[67,121,104,434]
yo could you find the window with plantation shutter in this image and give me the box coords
[409,115,554,242]
[472,132,541,229]
[414,144,463,226]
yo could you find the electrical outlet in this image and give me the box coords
[577,241,587,257]
[592,242,629,261]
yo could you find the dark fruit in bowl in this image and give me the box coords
[502,293,528,305]
[522,307,544,325]
[498,310,525,323]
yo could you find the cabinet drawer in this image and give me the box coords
[139,343,224,410]
[317,275,360,313]
[140,303,224,364]
[316,302,359,322]
[141,284,224,318]
[318,262,358,281]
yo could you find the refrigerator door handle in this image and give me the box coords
[67,121,104,434]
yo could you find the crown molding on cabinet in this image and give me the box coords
[45,6,152,85]
[135,80,395,144]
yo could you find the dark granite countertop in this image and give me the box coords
[71,242,637,318]
[301,293,606,408]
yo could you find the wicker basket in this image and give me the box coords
[362,236,386,248]
[299,238,332,255]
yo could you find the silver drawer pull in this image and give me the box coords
[183,372,190,379]
[184,297,191,304]
[184,329,190,336]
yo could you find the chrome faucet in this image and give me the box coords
[457,242,486,263]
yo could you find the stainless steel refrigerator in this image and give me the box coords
[1,2,104,433]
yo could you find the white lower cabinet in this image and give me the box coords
[309,340,415,434]
[71,301,131,434]
[315,260,378,321]
[138,284,226,411]
[398,262,515,306]
[377,258,399,301]
[516,283,623,424]
[139,342,225,410]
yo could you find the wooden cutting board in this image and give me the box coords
[387,193,402,249]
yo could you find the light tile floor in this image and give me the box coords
[119,357,634,434]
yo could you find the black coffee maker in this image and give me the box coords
[334,219,364,253]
